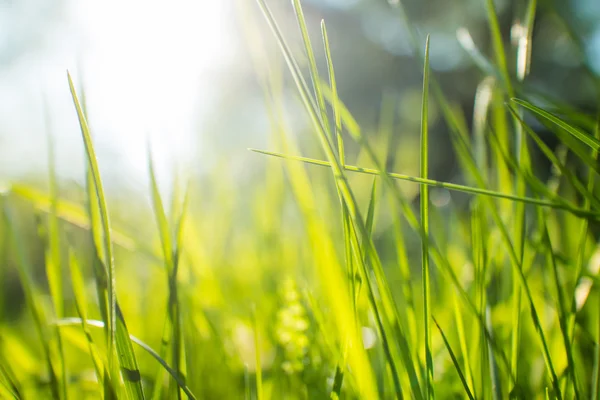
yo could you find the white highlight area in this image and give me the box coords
[0,0,235,185]
[72,0,234,176]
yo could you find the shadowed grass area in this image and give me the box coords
[1,0,600,398]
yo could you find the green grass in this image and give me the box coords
[1,0,600,398]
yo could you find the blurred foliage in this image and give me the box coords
[1,0,600,398]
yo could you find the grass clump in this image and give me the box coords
[2,0,600,399]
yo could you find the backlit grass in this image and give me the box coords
[1,0,600,398]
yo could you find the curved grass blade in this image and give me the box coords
[433,318,475,400]
[420,35,434,400]
[512,98,600,151]
[508,107,600,209]
[249,149,599,219]
[68,71,145,399]
[55,319,197,400]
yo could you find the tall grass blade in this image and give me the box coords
[420,35,434,400]
[433,318,475,400]
[68,71,145,399]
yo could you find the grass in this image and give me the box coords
[1,0,600,398]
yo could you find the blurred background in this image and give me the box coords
[2,0,600,190]
[2,0,600,397]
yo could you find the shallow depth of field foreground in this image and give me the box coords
[2,0,600,398]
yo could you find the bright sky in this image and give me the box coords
[0,0,235,187]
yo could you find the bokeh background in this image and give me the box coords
[2,0,600,397]
[2,0,600,189]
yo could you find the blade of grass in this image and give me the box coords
[249,149,599,219]
[433,317,475,400]
[508,107,600,209]
[512,98,600,151]
[420,35,434,400]
[68,71,145,400]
